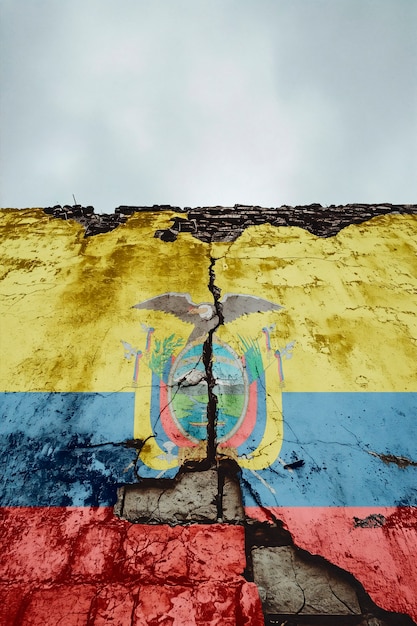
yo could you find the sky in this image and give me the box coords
[1,0,416,214]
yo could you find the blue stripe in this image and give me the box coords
[2,392,416,508]
[236,373,267,457]
[0,392,136,506]
[241,392,417,508]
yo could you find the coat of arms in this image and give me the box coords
[122,292,294,485]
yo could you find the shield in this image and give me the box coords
[126,304,289,477]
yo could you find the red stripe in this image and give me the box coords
[0,507,264,625]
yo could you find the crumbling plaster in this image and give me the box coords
[0,205,416,625]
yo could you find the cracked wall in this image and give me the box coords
[0,206,416,625]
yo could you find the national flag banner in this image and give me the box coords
[0,209,416,622]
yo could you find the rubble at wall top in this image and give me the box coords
[40,202,417,240]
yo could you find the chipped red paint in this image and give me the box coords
[0,507,264,626]
[160,380,198,448]
[220,380,258,449]
[246,506,417,621]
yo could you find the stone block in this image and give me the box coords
[132,582,248,626]
[71,525,123,580]
[0,509,73,583]
[251,545,361,615]
[193,581,238,624]
[123,523,246,583]
[132,584,195,625]
[117,468,245,525]
[222,474,245,523]
[187,525,246,580]
[21,585,96,625]
[238,582,266,626]
[123,524,189,581]
[120,470,218,524]
[91,584,138,625]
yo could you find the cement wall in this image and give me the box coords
[0,205,416,625]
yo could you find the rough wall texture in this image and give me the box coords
[1,205,416,625]
[0,508,262,625]
[42,202,417,240]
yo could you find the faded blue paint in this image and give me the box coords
[0,392,137,506]
[236,372,267,456]
[3,391,416,508]
[241,392,417,508]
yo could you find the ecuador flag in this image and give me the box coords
[0,209,416,621]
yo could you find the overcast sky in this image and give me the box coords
[1,0,416,213]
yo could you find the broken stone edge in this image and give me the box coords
[32,203,417,240]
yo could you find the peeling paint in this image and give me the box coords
[367,451,417,468]
[1,206,416,625]
[353,514,386,528]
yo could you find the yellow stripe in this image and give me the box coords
[211,215,417,393]
[1,211,416,396]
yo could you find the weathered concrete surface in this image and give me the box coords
[223,474,246,522]
[1,207,416,624]
[115,468,244,524]
[258,507,417,622]
[252,545,361,615]
[0,583,263,626]
[0,508,264,625]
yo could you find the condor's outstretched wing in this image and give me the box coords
[220,293,283,324]
[132,292,197,323]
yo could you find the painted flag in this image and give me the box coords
[1,208,416,621]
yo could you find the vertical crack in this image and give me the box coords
[216,466,225,522]
[202,331,217,465]
[203,255,224,466]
